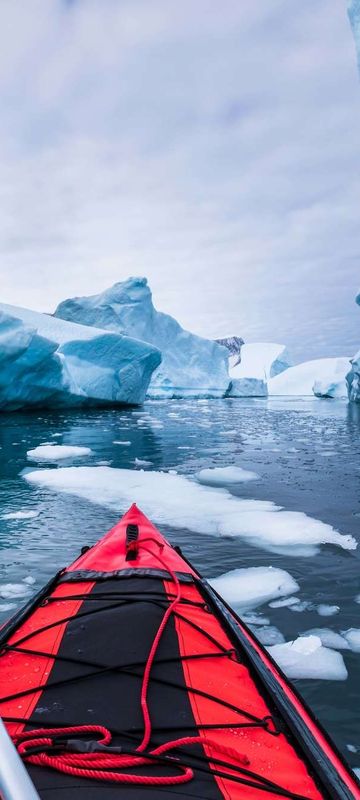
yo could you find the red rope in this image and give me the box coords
[12,538,249,787]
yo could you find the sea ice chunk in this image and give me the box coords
[267,636,348,681]
[0,303,161,410]
[209,566,299,610]
[301,628,350,650]
[253,626,285,646]
[342,629,360,652]
[316,604,339,617]
[27,444,92,461]
[24,466,356,557]
[196,466,259,486]
[1,510,39,520]
[269,596,300,609]
[27,445,92,461]
[54,277,230,399]
[0,583,31,599]
[268,358,349,397]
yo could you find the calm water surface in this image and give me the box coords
[0,397,359,766]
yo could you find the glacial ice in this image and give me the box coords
[27,445,92,461]
[209,566,299,610]
[268,358,349,397]
[55,277,230,399]
[0,302,161,410]
[267,636,348,681]
[346,291,360,401]
[227,342,291,397]
[24,466,357,557]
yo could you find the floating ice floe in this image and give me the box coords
[1,509,39,520]
[0,583,31,599]
[0,603,16,612]
[268,358,349,398]
[300,629,350,650]
[23,576,36,586]
[267,636,348,681]
[23,467,357,557]
[342,629,360,652]
[133,458,153,468]
[316,604,339,617]
[242,613,270,626]
[113,441,131,446]
[251,626,285,646]
[269,596,300,609]
[209,566,299,610]
[195,466,259,486]
[54,277,230,399]
[27,445,92,461]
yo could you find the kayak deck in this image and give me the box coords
[0,505,358,800]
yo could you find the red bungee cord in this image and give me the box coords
[12,538,249,787]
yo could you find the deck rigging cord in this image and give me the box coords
[0,537,317,798]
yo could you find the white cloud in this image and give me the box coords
[0,0,359,359]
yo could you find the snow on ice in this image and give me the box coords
[24,467,356,557]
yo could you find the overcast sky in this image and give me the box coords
[0,0,359,360]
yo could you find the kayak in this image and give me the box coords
[0,503,359,800]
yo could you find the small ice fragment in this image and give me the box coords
[51,433,62,437]
[0,583,31,599]
[289,601,312,613]
[0,603,16,612]
[301,628,349,650]
[1,510,39,520]
[353,768,360,779]
[342,629,360,652]
[316,604,340,617]
[133,458,152,468]
[196,466,259,486]
[267,636,348,681]
[347,744,358,753]
[27,445,92,461]
[269,596,300,609]
[355,595,360,605]
[23,576,36,585]
[242,613,270,626]
[113,441,131,446]
[253,626,285,646]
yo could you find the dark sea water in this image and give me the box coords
[0,397,359,768]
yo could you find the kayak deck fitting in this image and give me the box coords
[0,504,359,800]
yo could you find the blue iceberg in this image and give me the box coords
[55,277,230,398]
[0,302,161,410]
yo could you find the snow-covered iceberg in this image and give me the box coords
[227,342,291,397]
[346,291,360,402]
[268,357,349,398]
[0,303,160,410]
[55,277,230,398]
[348,0,360,71]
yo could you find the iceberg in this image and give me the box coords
[346,291,360,402]
[0,302,160,410]
[55,277,230,398]
[268,357,350,397]
[227,342,291,397]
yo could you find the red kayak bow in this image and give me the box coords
[0,504,359,799]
